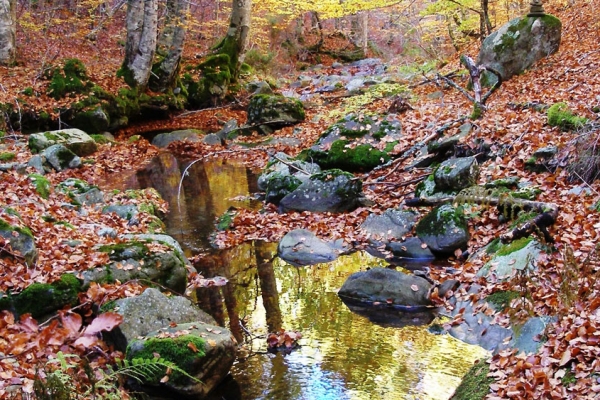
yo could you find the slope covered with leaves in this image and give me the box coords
[0,0,599,398]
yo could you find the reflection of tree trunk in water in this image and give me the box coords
[255,241,282,333]
[246,168,259,194]
[179,160,214,249]
[195,251,244,343]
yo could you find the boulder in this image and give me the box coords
[81,238,187,292]
[278,169,362,213]
[360,209,418,242]
[338,268,432,309]
[434,156,479,192]
[415,204,469,255]
[308,113,402,172]
[0,218,37,266]
[258,152,321,204]
[386,237,435,261]
[126,322,236,398]
[152,129,203,148]
[42,144,82,171]
[71,106,110,134]
[105,288,215,351]
[246,94,305,134]
[478,15,561,81]
[277,229,343,266]
[247,81,274,95]
[57,178,104,206]
[28,128,97,156]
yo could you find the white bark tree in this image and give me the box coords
[150,0,189,91]
[120,0,158,89]
[217,0,251,80]
[0,0,16,65]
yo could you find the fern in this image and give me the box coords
[112,356,201,385]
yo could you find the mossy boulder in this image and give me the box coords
[434,156,480,192]
[415,204,469,255]
[71,106,110,134]
[451,360,493,400]
[338,267,432,309]
[258,152,321,205]
[41,144,82,172]
[246,94,305,134]
[478,15,561,81]
[46,58,92,100]
[279,169,363,213]
[307,113,402,172]
[0,274,81,319]
[0,217,37,266]
[28,128,97,156]
[476,237,547,281]
[547,102,587,130]
[81,237,187,292]
[57,178,104,206]
[126,322,236,397]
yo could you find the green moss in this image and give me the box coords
[128,135,142,143]
[265,174,302,204]
[494,17,530,54]
[470,103,483,120]
[126,335,206,384]
[539,14,562,29]
[216,209,237,231]
[0,274,81,318]
[509,211,538,228]
[486,238,502,255]
[561,370,577,386]
[116,64,136,88]
[547,102,587,130]
[451,360,493,400]
[316,140,390,172]
[495,237,533,257]
[486,290,519,311]
[98,241,150,261]
[29,173,51,199]
[416,204,466,237]
[0,152,15,162]
[47,59,91,99]
[0,217,34,239]
[90,134,112,144]
[22,87,34,96]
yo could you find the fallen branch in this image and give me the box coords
[405,194,559,243]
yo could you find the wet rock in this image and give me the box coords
[478,15,561,81]
[152,129,203,148]
[258,152,320,205]
[386,237,435,260]
[338,268,432,308]
[278,169,362,213]
[28,128,97,156]
[415,204,469,255]
[277,229,341,266]
[361,209,418,242]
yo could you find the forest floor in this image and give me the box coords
[1,1,600,399]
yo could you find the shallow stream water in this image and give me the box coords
[110,152,489,400]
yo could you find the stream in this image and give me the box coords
[108,151,489,400]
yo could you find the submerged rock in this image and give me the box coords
[338,268,432,309]
[277,229,342,266]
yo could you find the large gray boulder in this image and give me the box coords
[338,268,432,309]
[360,209,418,242]
[478,15,561,81]
[279,169,362,213]
[277,229,343,266]
[42,144,82,171]
[415,204,469,255]
[476,237,546,281]
[152,129,204,148]
[434,156,479,192]
[105,288,215,351]
[28,128,97,156]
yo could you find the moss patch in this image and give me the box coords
[47,59,92,100]
[29,173,51,199]
[127,335,206,385]
[451,360,493,400]
[495,237,533,257]
[547,102,587,130]
[0,274,81,318]
[486,290,520,311]
[0,152,15,162]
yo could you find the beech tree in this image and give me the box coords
[150,0,189,92]
[0,0,16,65]
[215,0,252,81]
[119,0,158,89]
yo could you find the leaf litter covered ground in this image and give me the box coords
[1,1,600,398]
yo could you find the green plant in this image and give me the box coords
[547,102,587,130]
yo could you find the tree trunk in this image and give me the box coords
[120,0,158,89]
[0,0,16,65]
[150,0,189,91]
[217,0,251,81]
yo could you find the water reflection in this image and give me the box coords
[114,153,489,399]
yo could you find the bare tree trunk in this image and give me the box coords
[358,11,368,53]
[216,0,251,80]
[0,0,16,65]
[120,0,158,89]
[150,0,189,91]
